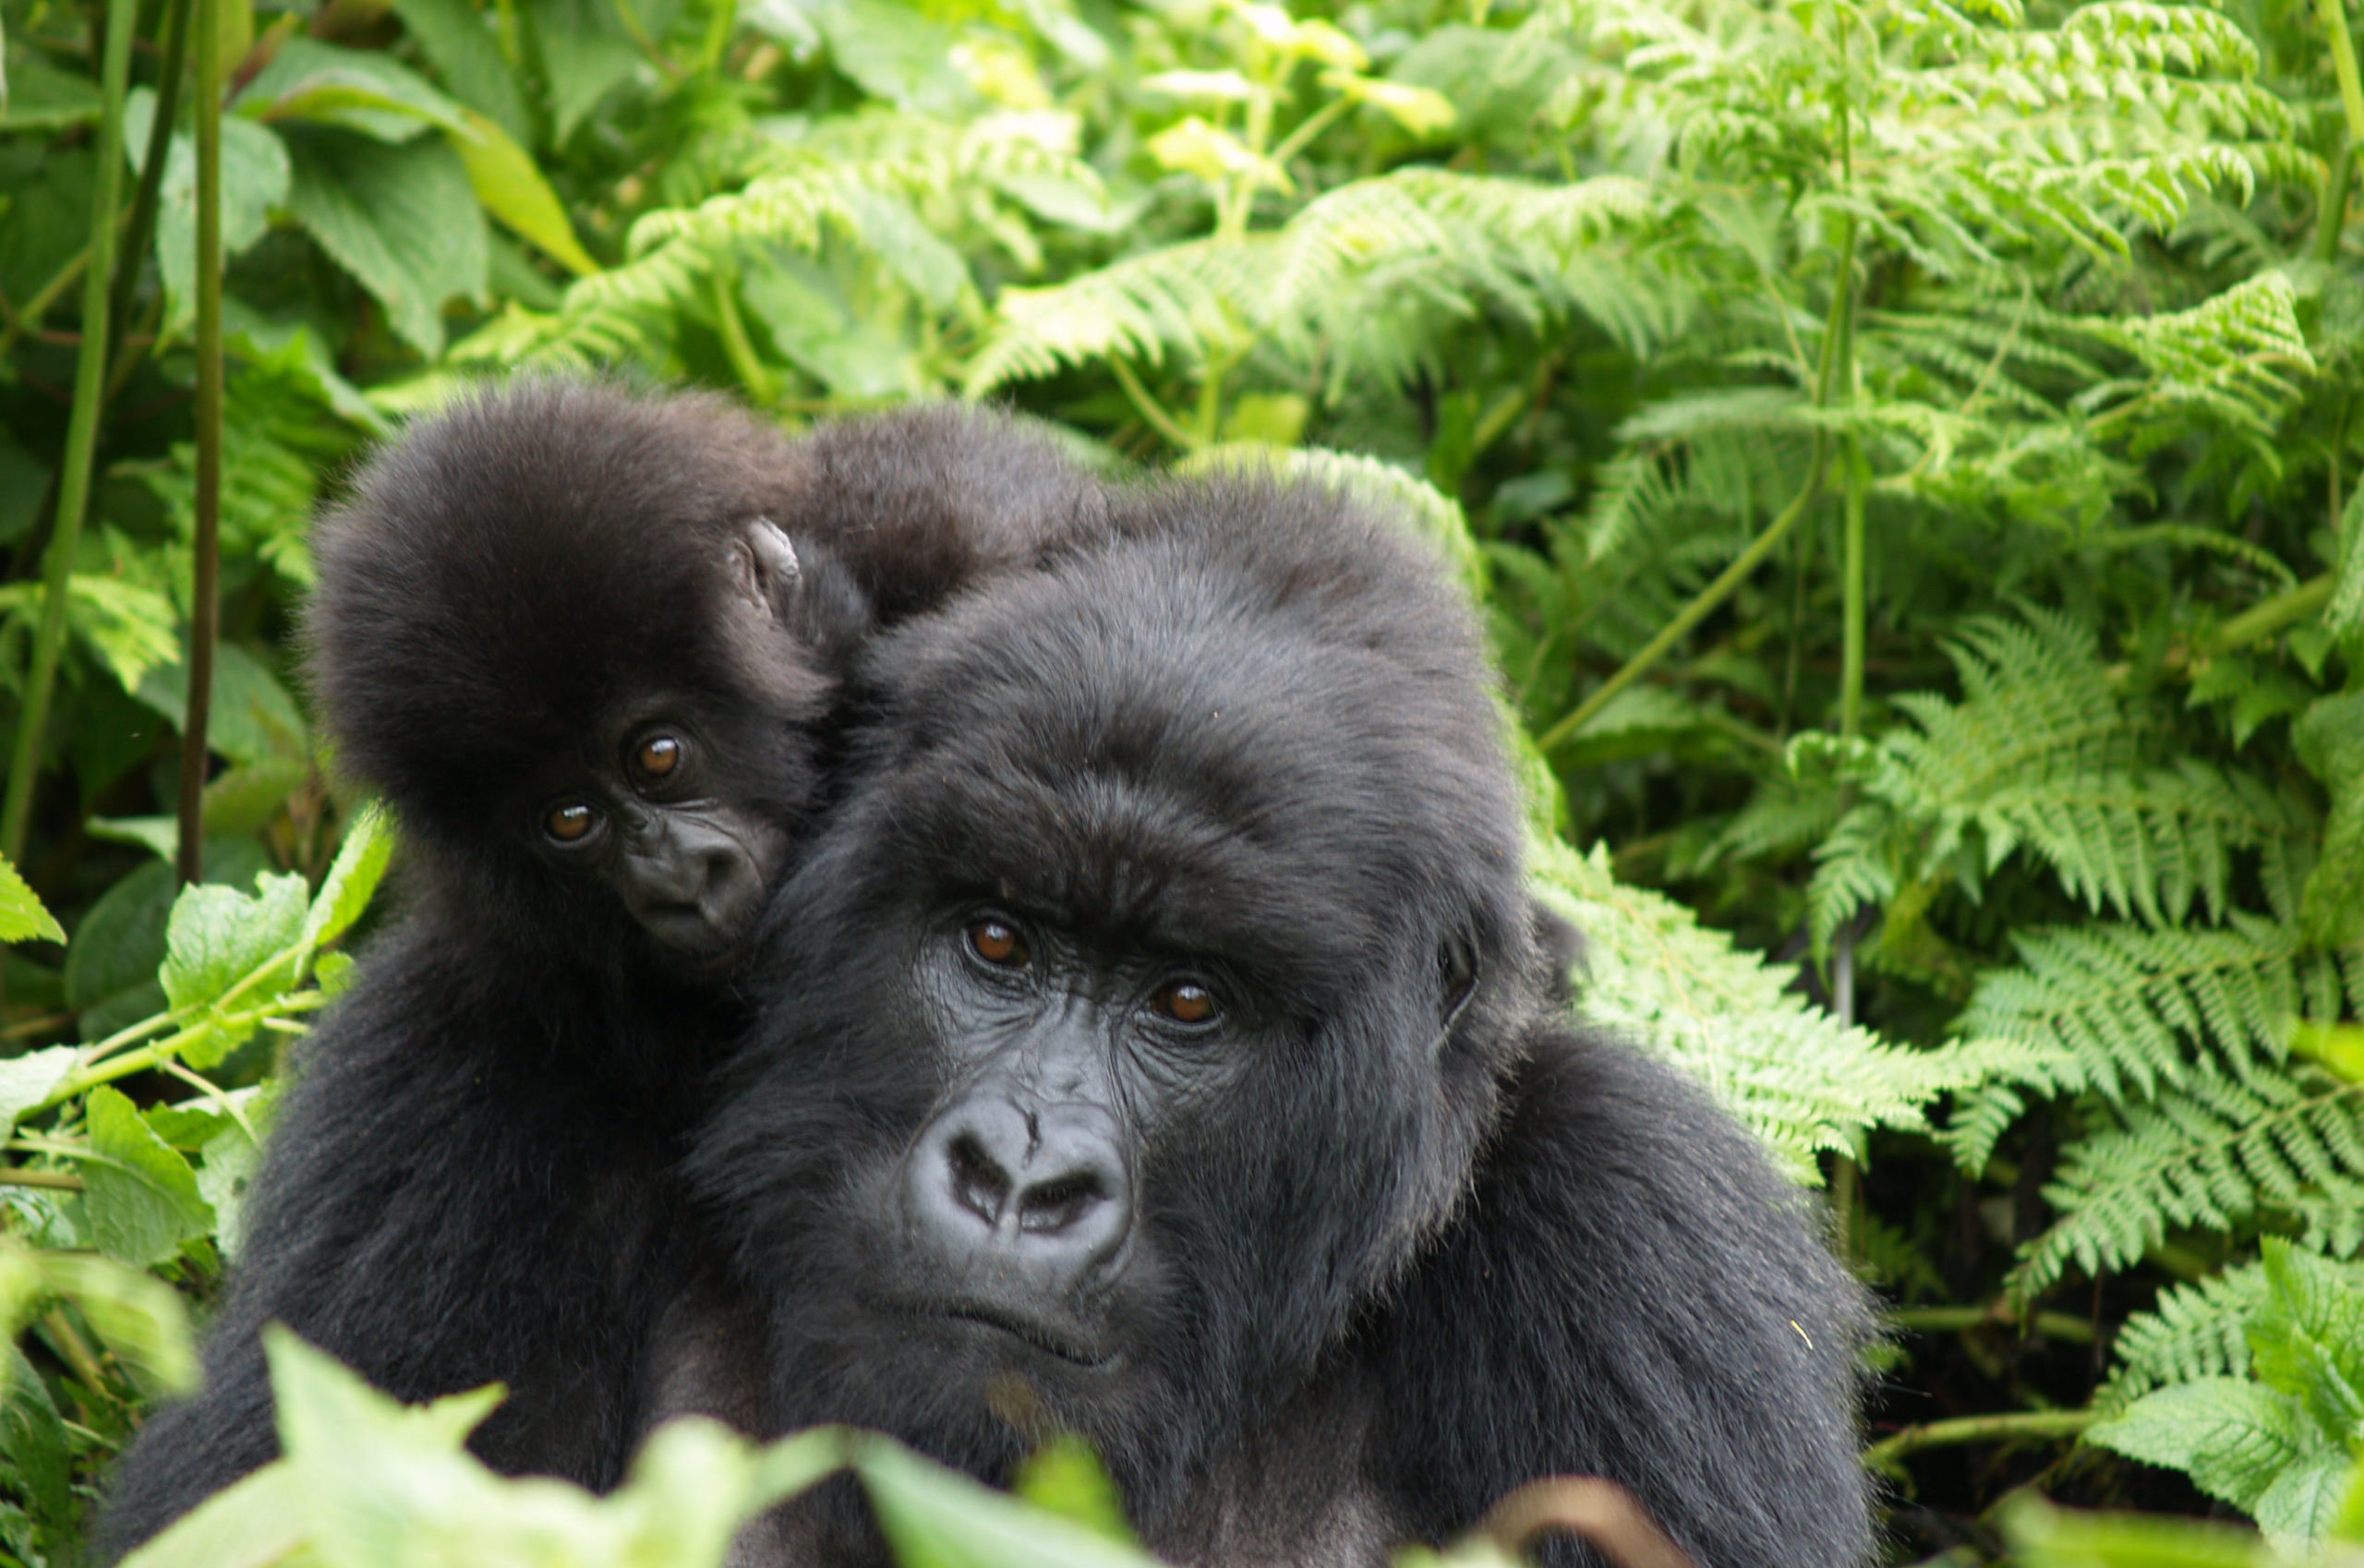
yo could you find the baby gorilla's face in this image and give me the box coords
[522,699,796,969]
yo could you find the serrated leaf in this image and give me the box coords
[161,871,308,1016]
[522,0,641,140]
[297,802,395,965]
[2092,1377,2332,1518]
[81,1087,216,1269]
[0,853,63,945]
[285,127,488,360]
[127,89,290,342]
[199,1120,263,1262]
[2252,1453,2355,1546]
[447,107,596,275]
[2247,1238,2364,1448]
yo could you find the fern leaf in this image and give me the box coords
[2100,1261,2268,1411]
[2010,1071,2364,1300]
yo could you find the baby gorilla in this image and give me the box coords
[691,474,1874,1568]
[98,380,1104,1554]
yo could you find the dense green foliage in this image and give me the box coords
[5,0,2364,1557]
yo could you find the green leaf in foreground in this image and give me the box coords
[126,1330,846,1566]
[0,853,64,944]
[297,801,395,963]
[856,1435,1161,1568]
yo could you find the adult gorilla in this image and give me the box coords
[690,474,1873,1568]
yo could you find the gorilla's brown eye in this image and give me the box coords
[1154,981,1217,1025]
[635,736,681,778]
[967,919,1027,968]
[545,802,599,842]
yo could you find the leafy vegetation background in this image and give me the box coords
[5,0,2364,1559]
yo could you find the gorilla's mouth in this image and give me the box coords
[917,1299,1116,1369]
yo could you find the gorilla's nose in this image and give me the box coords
[906,1096,1130,1291]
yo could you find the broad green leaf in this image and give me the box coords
[857,1436,1161,1568]
[160,871,309,1066]
[81,1087,216,1269]
[392,0,533,143]
[201,758,315,838]
[0,1345,70,1539]
[0,49,103,128]
[261,1328,837,1565]
[522,0,641,141]
[239,36,469,141]
[2252,1452,2355,1545]
[2091,1377,2328,1516]
[2247,1238,2364,1450]
[0,1048,78,1133]
[63,859,181,1017]
[285,127,488,360]
[838,185,967,308]
[1325,71,1455,136]
[807,0,971,114]
[199,1119,263,1261]
[127,89,291,341]
[1011,1435,1135,1546]
[118,1460,305,1568]
[298,801,396,962]
[136,641,310,766]
[446,107,597,275]
[0,853,63,944]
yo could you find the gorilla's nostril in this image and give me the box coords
[1018,1171,1104,1235]
[947,1132,1011,1225]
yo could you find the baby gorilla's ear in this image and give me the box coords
[730,517,802,617]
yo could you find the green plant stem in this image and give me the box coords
[0,247,91,362]
[1888,1306,2097,1344]
[175,0,224,887]
[2323,0,2364,149]
[709,271,775,404]
[104,0,194,404]
[1110,356,1201,452]
[2321,134,2354,265]
[0,0,141,866]
[0,1169,84,1191]
[1861,1410,2094,1470]
[2203,574,2333,656]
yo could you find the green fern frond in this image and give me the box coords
[1808,609,2310,952]
[2099,1261,2267,1411]
[1533,837,1973,1178]
[2009,1070,2364,1299]
[1942,918,2349,1172]
[966,168,1668,395]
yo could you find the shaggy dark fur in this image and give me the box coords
[96,380,1104,1555]
[688,474,1875,1568]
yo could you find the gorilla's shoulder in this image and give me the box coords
[1370,1021,1876,1568]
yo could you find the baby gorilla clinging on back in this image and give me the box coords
[98,380,1104,1554]
[690,473,1874,1568]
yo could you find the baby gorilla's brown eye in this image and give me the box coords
[967,919,1027,968]
[545,802,599,843]
[1154,981,1217,1025]
[635,735,681,778]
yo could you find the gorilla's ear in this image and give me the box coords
[730,517,802,618]
[1438,934,1480,1037]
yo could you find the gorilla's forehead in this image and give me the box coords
[865,545,1517,970]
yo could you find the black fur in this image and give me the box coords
[96,380,1104,1554]
[689,473,1874,1568]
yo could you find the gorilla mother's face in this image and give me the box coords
[724,509,1530,1525]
